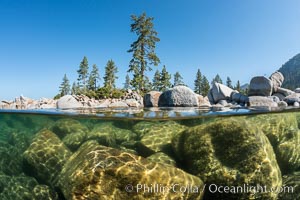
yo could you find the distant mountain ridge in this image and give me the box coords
[279,53,300,90]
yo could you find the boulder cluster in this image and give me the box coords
[0,112,299,199]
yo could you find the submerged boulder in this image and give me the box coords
[23,129,72,187]
[278,171,300,200]
[248,113,300,174]
[172,118,282,200]
[59,140,204,200]
[158,86,199,107]
[248,76,273,96]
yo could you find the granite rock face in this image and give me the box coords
[56,95,82,109]
[59,140,204,200]
[248,76,273,96]
[284,93,300,105]
[172,118,282,200]
[246,96,278,108]
[143,91,161,107]
[210,82,234,103]
[23,129,72,187]
[158,86,199,107]
[248,113,300,173]
[270,71,284,92]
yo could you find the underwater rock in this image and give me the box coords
[158,85,199,107]
[0,174,38,200]
[248,113,300,174]
[51,118,88,150]
[132,121,159,138]
[23,129,72,187]
[59,140,204,200]
[248,76,273,96]
[0,142,23,176]
[147,152,177,166]
[139,121,186,156]
[172,118,282,200]
[278,171,300,200]
[33,185,59,200]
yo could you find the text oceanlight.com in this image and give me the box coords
[125,183,295,194]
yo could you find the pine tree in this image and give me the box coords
[201,75,210,96]
[152,70,161,91]
[235,80,241,91]
[226,76,233,88]
[124,74,131,89]
[160,65,171,92]
[59,74,70,96]
[211,74,223,85]
[88,64,100,91]
[77,56,89,91]
[127,12,160,92]
[194,69,202,94]
[103,59,118,88]
[71,82,78,95]
[173,71,184,86]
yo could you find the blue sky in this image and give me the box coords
[1,0,300,99]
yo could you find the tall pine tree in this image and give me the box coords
[103,59,118,88]
[88,64,100,91]
[160,65,171,92]
[59,74,70,96]
[71,82,78,95]
[201,75,210,96]
[173,71,184,86]
[235,80,241,91]
[211,74,223,85]
[194,69,202,94]
[77,56,89,91]
[226,76,233,88]
[127,12,160,92]
[152,70,161,91]
[124,74,131,89]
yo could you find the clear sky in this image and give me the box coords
[1,0,300,100]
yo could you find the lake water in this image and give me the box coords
[0,108,299,200]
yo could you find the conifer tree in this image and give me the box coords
[59,74,70,96]
[194,69,202,94]
[160,65,171,92]
[235,80,241,91]
[211,74,223,85]
[226,76,233,88]
[71,82,78,95]
[173,71,184,86]
[88,64,100,91]
[77,56,89,91]
[103,59,118,88]
[124,74,131,89]
[152,70,161,91]
[128,12,160,92]
[201,75,210,96]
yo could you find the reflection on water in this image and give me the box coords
[0,109,299,199]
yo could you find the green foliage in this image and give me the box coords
[77,56,89,91]
[173,71,184,86]
[124,74,131,89]
[88,64,100,91]
[103,59,118,88]
[59,74,70,96]
[54,93,62,100]
[194,69,202,94]
[127,12,160,92]
[71,82,79,95]
[278,53,300,90]
[95,87,125,99]
[211,74,223,85]
[226,76,233,88]
[152,70,161,91]
[201,75,210,96]
[235,80,241,91]
[159,65,171,92]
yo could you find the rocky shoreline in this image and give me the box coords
[1,71,300,111]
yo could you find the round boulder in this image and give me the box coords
[158,86,199,107]
[56,95,82,109]
[248,76,273,96]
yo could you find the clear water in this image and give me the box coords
[0,109,299,200]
